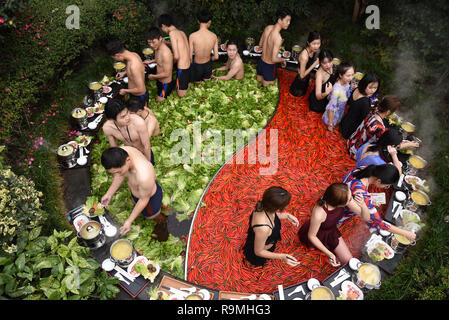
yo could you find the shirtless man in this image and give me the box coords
[127,98,160,138]
[257,24,274,52]
[100,146,165,237]
[106,40,149,106]
[212,40,244,80]
[102,99,154,165]
[144,27,175,102]
[256,8,292,87]
[158,14,191,98]
[189,10,219,84]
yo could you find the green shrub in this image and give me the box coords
[0,228,120,300]
[0,147,47,254]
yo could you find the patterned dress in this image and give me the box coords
[347,111,387,159]
[341,167,391,233]
[322,82,351,127]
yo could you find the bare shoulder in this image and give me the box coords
[102,120,114,133]
[311,205,327,222]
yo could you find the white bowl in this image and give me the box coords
[99,97,108,104]
[307,278,320,291]
[395,191,407,202]
[348,257,361,271]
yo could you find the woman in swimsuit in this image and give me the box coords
[243,186,300,267]
[298,183,369,267]
[308,49,337,113]
[289,31,321,97]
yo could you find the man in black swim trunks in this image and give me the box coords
[189,10,219,84]
[144,27,176,102]
[100,146,167,241]
[256,8,291,87]
[106,40,149,107]
[158,14,191,98]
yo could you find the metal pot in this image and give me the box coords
[352,262,381,290]
[57,143,77,168]
[71,108,88,130]
[109,239,136,268]
[305,285,335,300]
[410,190,431,207]
[387,232,416,254]
[113,62,126,73]
[77,221,106,249]
[407,155,427,171]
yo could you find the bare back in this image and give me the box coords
[190,28,218,64]
[262,28,282,64]
[142,107,160,137]
[126,52,146,96]
[169,28,191,69]
[121,146,156,199]
[259,24,274,50]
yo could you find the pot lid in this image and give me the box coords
[79,221,101,239]
[57,144,74,156]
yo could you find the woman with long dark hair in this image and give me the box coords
[342,164,416,241]
[356,128,403,175]
[298,183,369,267]
[308,49,337,113]
[289,31,321,97]
[339,73,380,139]
[347,95,419,158]
[243,186,300,267]
[322,62,354,132]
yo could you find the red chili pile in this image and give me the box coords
[186,69,379,293]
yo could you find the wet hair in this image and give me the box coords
[255,186,291,213]
[226,40,238,49]
[158,14,174,28]
[275,7,292,21]
[146,27,162,40]
[317,183,349,207]
[127,98,145,113]
[352,164,400,185]
[366,128,403,162]
[318,49,333,63]
[105,99,126,120]
[358,73,380,96]
[106,40,125,56]
[376,95,401,114]
[197,10,212,23]
[336,62,354,78]
[307,31,321,44]
[101,147,129,170]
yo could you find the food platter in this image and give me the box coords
[367,239,395,262]
[76,135,93,147]
[127,255,160,282]
[338,281,364,300]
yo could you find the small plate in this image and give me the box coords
[127,255,149,277]
[102,86,112,94]
[73,214,89,232]
[341,281,364,300]
[307,278,320,291]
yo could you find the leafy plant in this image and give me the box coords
[0,166,47,254]
[0,228,119,300]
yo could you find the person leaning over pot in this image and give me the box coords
[298,183,370,267]
[100,146,167,240]
[340,164,416,242]
[243,186,300,267]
